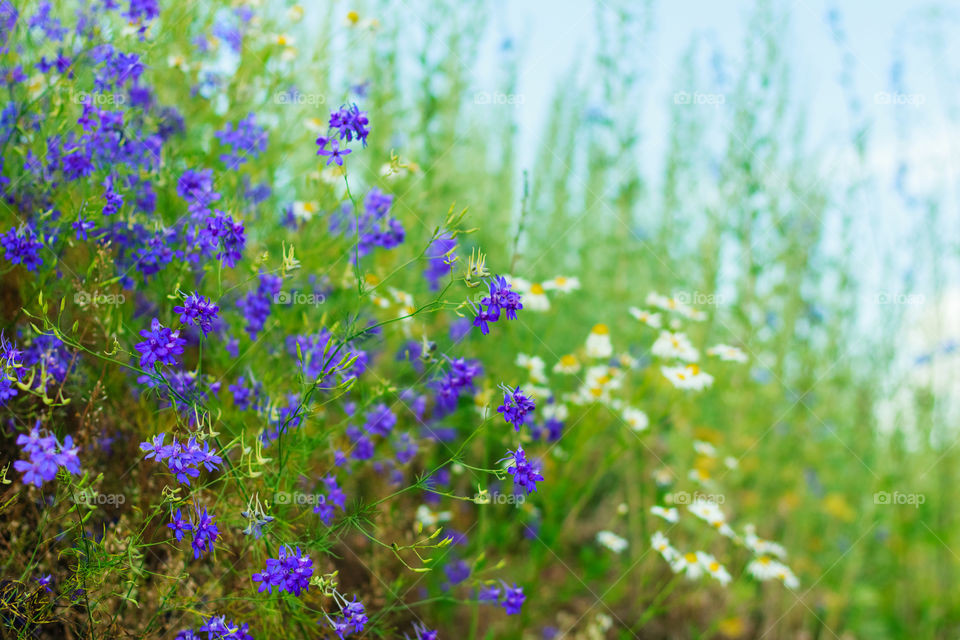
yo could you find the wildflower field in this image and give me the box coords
[0,0,958,638]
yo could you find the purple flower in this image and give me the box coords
[502,584,525,615]
[167,508,193,542]
[317,138,351,166]
[14,424,82,487]
[190,506,219,559]
[135,318,186,370]
[174,293,219,336]
[496,384,535,431]
[328,104,370,146]
[1,226,44,271]
[503,446,543,495]
[251,545,313,596]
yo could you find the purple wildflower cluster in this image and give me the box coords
[1,226,44,271]
[136,318,187,370]
[14,424,82,487]
[324,596,368,639]
[177,614,253,640]
[165,505,222,559]
[216,113,268,168]
[329,188,405,256]
[471,276,523,334]
[139,433,223,485]
[175,293,220,337]
[316,104,370,166]
[497,384,536,431]
[504,446,544,495]
[251,545,313,596]
[313,474,347,525]
[479,582,526,615]
[432,357,483,416]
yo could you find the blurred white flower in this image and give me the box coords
[586,324,613,358]
[707,344,748,363]
[596,530,628,554]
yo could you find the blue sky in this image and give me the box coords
[472,0,957,193]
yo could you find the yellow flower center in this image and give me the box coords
[560,355,577,366]
[709,562,720,572]
[592,324,609,335]
[555,276,567,285]
[760,556,771,565]
[684,553,697,563]
[531,283,545,294]
[346,10,360,23]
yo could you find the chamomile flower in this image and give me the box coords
[288,5,304,21]
[699,552,732,586]
[651,331,699,362]
[585,324,613,359]
[707,344,748,363]
[743,525,788,559]
[576,365,622,403]
[516,354,547,383]
[671,551,705,579]
[650,505,679,523]
[167,54,189,71]
[553,354,580,375]
[524,283,550,311]
[541,402,568,422]
[651,531,679,562]
[542,276,580,293]
[596,530,628,554]
[292,201,319,222]
[628,307,662,328]
[747,556,799,589]
[688,498,735,538]
[693,440,716,457]
[622,407,649,432]
[415,505,451,529]
[662,364,714,391]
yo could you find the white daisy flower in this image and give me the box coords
[743,525,788,559]
[596,530,628,554]
[505,275,532,294]
[628,307,662,329]
[586,324,613,359]
[541,402,568,422]
[516,353,547,383]
[292,201,319,222]
[671,550,706,579]
[553,354,581,374]
[525,283,550,311]
[693,440,716,457]
[651,331,700,362]
[747,557,799,589]
[688,498,736,538]
[724,456,739,470]
[707,344,748,363]
[662,364,714,391]
[698,552,732,586]
[622,407,649,432]
[650,505,679,523]
[651,531,679,562]
[542,275,581,293]
[415,505,451,528]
